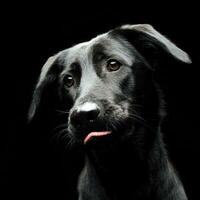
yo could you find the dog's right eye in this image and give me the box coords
[63,74,74,88]
[106,59,122,72]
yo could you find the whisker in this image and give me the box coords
[52,127,68,140]
[109,121,118,132]
[132,104,144,109]
[129,113,147,122]
[54,109,70,115]
[66,137,76,149]
[50,120,80,149]
[52,124,68,136]
[51,126,77,149]
[127,114,156,132]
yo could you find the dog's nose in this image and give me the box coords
[70,102,100,127]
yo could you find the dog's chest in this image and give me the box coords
[78,163,148,200]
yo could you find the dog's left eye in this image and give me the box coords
[106,59,122,72]
[63,74,74,88]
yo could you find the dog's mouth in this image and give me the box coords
[84,131,112,144]
[69,118,133,146]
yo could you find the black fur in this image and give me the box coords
[29,24,190,200]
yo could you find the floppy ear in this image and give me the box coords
[117,24,192,65]
[28,54,60,122]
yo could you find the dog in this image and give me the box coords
[28,24,191,200]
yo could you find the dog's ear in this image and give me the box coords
[28,54,60,122]
[115,24,191,66]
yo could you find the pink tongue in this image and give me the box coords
[84,131,111,144]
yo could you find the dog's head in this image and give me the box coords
[28,24,191,147]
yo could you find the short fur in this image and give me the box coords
[29,24,191,200]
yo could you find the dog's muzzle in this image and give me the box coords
[68,102,112,144]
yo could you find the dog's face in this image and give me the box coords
[60,35,137,144]
[29,24,191,147]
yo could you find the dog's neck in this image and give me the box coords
[83,128,187,200]
[86,126,160,172]
[84,128,156,198]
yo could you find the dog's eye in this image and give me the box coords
[63,74,74,88]
[106,59,122,72]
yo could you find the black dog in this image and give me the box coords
[29,24,191,200]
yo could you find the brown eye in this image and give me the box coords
[63,74,74,87]
[106,59,122,72]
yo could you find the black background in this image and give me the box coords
[2,2,199,199]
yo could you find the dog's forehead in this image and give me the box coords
[59,32,134,67]
[68,33,109,56]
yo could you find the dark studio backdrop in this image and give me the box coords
[2,2,199,200]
